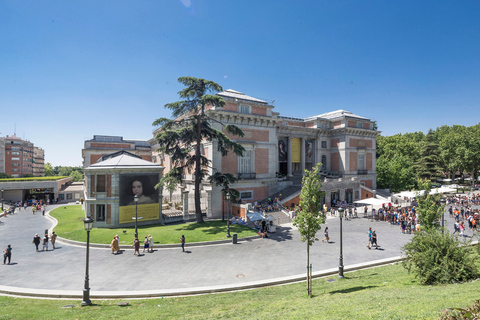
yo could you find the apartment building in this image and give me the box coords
[33,147,45,177]
[2,135,34,177]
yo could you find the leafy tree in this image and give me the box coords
[415,130,441,180]
[153,77,245,223]
[70,170,83,182]
[292,163,326,298]
[0,173,12,179]
[161,174,180,204]
[415,179,444,231]
[44,163,55,176]
[376,154,416,192]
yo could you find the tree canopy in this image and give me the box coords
[153,77,245,223]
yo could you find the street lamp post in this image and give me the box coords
[82,217,94,306]
[338,207,345,279]
[439,198,446,232]
[226,192,231,238]
[1,189,4,211]
[134,194,139,240]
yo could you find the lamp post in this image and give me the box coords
[439,198,446,232]
[338,207,345,279]
[134,194,139,240]
[1,189,4,211]
[82,217,94,306]
[226,192,231,238]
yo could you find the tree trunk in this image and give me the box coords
[195,116,204,223]
[307,242,310,297]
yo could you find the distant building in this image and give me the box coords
[1,134,34,177]
[33,147,45,177]
[82,135,152,168]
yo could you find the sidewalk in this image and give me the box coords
[0,203,476,299]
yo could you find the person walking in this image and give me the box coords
[367,227,372,249]
[142,236,149,253]
[50,231,57,249]
[3,245,12,265]
[371,230,378,249]
[32,233,41,252]
[132,238,140,255]
[180,235,185,252]
[110,236,119,254]
[322,227,330,243]
[148,234,153,253]
[460,221,465,237]
[42,234,49,251]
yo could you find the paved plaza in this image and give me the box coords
[0,203,476,298]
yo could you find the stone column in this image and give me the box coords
[206,189,212,218]
[301,137,306,173]
[287,137,293,177]
[183,191,189,220]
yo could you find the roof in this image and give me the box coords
[88,152,161,169]
[217,89,267,104]
[306,109,370,121]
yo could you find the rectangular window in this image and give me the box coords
[96,204,106,221]
[11,152,20,155]
[11,147,20,151]
[11,157,20,161]
[357,122,363,129]
[67,193,73,200]
[358,153,365,170]
[238,104,251,114]
[321,141,327,149]
[239,191,253,200]
[238,150,253,173]
[96,174,107,192]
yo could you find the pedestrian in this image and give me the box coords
[32,205,36,215]
[42,234,49,251]
[32,233,41,252]
[143,236,149,253]
[110,236,119,254]
[322,227,330,243]
[367,227,372,249]
[23,202,27,211]
[3,245,12,265]
[148,234,153,253]
[132,238,140,255]
[51,231,57,249]
[371,230,378,249]
[460,221,465,237]
[180,235,185,252]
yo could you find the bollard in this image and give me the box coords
[232,233,238,244]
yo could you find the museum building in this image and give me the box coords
[151,89,378,219]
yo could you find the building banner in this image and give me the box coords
[292,138,301,163]
[119,203,159,224]
[119,173,160,225]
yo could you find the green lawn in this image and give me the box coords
[1,262,479,319]
[50,205,259,245]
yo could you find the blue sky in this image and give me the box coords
[1,1,479,166]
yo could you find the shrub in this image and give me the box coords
[402,229,479,285]
[441,299,480,319]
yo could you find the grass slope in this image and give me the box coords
[1,263,479,319]
[50,205,259,245]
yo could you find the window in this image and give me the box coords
[321,155,327,171]
[238,104,251,114]
[321,141,327,149]
[238,150,253,173]
[96,204,106,221]
[12,169,19,172]
[239,191,253,200]
[11,152,19,155]
[11,147,20,151]
[96,174,107,192]
[11,157,20,161]
[67,193,73,200]
[358,140,366,148]
[358,153,365,170]
[11,163,19,167]
[357,122,363,129]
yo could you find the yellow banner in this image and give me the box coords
[119,203,160,224]
[292,138,301,163]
